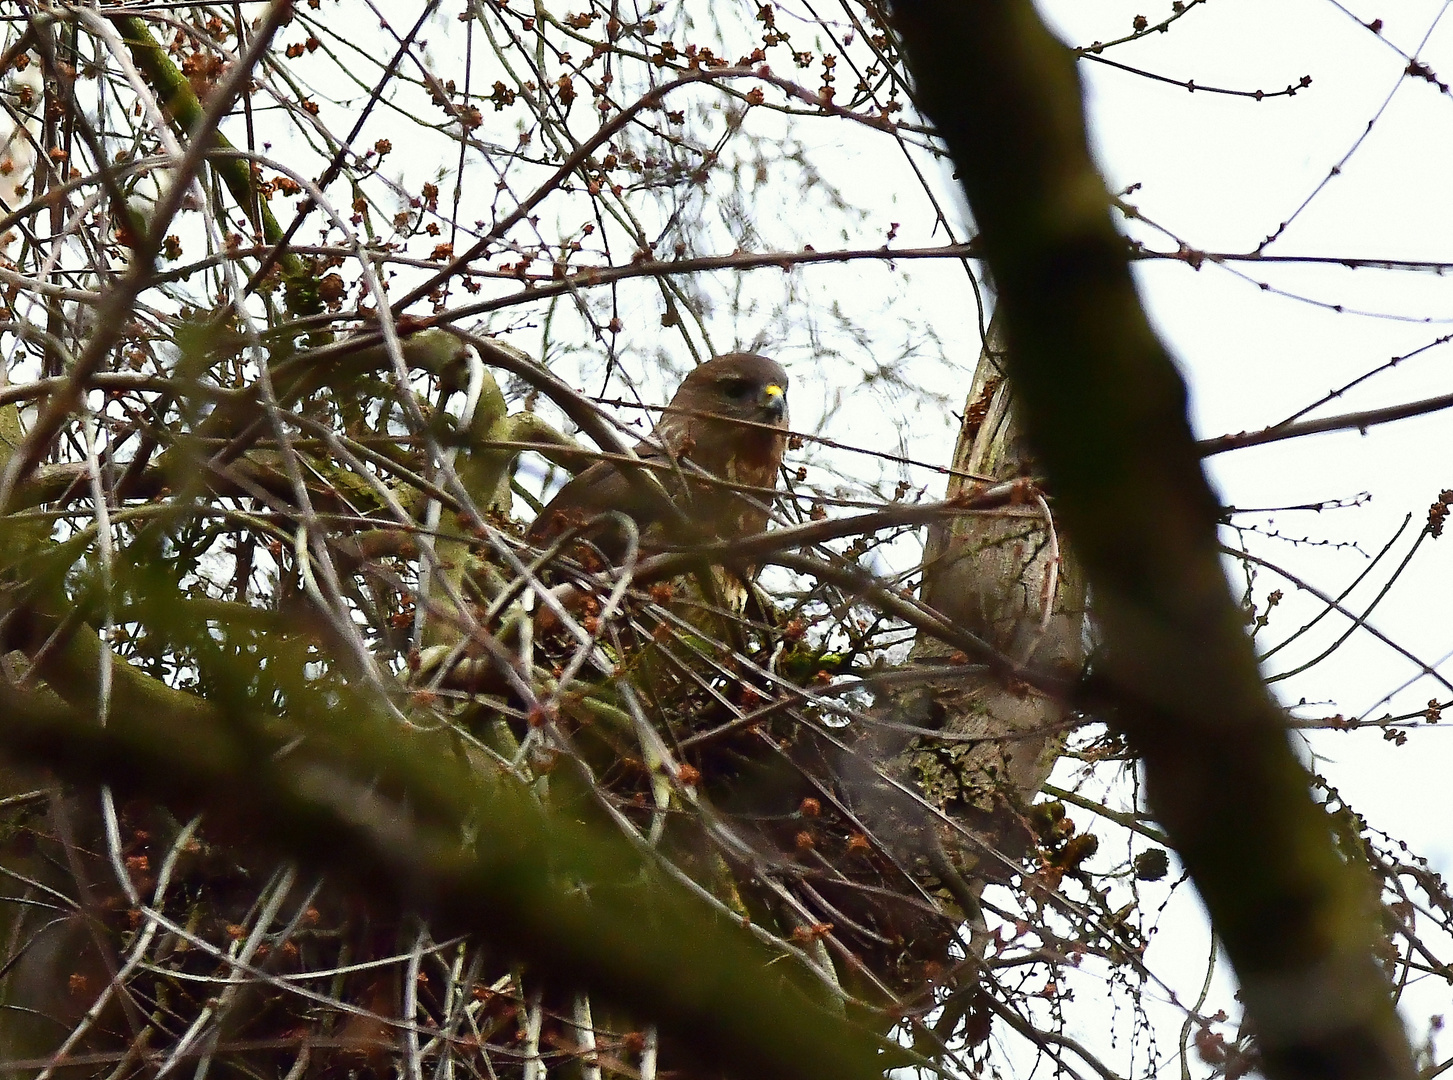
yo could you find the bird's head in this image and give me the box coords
[674,352,790,429]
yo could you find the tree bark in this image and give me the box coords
[886,314,1086,890]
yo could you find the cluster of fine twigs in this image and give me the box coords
[0,3,1450,1080]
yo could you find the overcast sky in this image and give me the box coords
[1034,0,1453,844]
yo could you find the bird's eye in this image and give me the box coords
[718,377,754,399]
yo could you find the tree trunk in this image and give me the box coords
[850,312,1087,933]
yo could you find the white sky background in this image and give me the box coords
[1035,0,1453,864]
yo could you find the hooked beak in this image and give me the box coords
[761,383,787,420]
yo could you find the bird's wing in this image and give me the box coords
[525,435,680,544]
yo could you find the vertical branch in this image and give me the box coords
[106,13,321,327]
[890,310,1086,907]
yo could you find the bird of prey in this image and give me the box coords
[527,352,789,560]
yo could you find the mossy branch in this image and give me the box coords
[109,14,318,322]
[421,364,585,650]
[0,574,881,1080]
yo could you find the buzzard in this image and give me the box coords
[527,352,790,559]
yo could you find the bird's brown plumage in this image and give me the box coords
[527,353,789,559]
